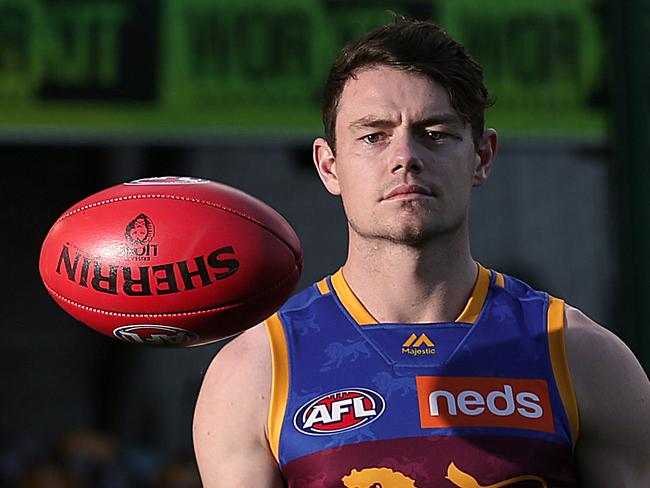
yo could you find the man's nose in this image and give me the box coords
[390,132,424,174]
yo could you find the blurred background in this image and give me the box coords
[1,0,648,486]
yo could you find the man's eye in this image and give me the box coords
[426,131,448,142]
[362,133,384,144]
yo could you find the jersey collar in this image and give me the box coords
[329,263,492,326]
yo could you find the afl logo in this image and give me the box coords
[294,388,385,436]
[113,325,199,346]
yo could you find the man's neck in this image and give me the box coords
[341,229,478,324]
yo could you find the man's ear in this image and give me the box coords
[313,137,341,196]
[473,128,498,187]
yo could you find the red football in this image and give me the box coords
[39,176,303,346]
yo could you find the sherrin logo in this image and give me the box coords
[120,214,158,261]
[294,388,385,435]
[416,376,554,433]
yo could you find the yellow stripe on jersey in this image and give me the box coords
[330,269,378,325]
[547,297,580,446]
[331,264,492,326]
[265,313,290,462]
[316,277,330,295]
[455,264,490,323]
[495,272,505,287]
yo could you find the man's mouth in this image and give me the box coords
[383,184,434,201]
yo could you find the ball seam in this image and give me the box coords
[43,266,299,319]
[57,194,268,231]
[56,193,300,263]
[46,286,238,317]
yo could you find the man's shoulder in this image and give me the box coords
[193,322,286,486]
[493,270,549,299]
[204,275,334,385]
[215,323,271,368]
[563,304,649,433]
[279,279,331,313]
[563,305,650,484]
[564,305,634,372]
[563,304,641,391]
[201,324,272,400]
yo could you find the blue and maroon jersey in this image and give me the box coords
[265,265,580,487]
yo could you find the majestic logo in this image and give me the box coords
[402,333,436,356]
[113,325,199,345]
[294,388,385,435]
[416,376,554,432]
[124,176,209,186]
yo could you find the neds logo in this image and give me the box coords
[294,388,385,435]
[416,376,554,433]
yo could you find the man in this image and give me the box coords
[193,20,650,487]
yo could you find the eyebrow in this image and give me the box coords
[348,112,464,130]
[415,113,465,129]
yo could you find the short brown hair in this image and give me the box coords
[322,20,493,149]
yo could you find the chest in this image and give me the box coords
[275,292,577,487]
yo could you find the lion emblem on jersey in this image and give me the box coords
[339,464,548,488]
[341,467,417,488]
[445,462,548,488]
[320,340,371,372]
[372,372,414,400]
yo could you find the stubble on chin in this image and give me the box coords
[346,201,464,247]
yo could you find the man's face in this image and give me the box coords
[314,66,496,246]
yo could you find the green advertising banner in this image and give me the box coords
[439,0,603,134]
[0,0,603,137]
